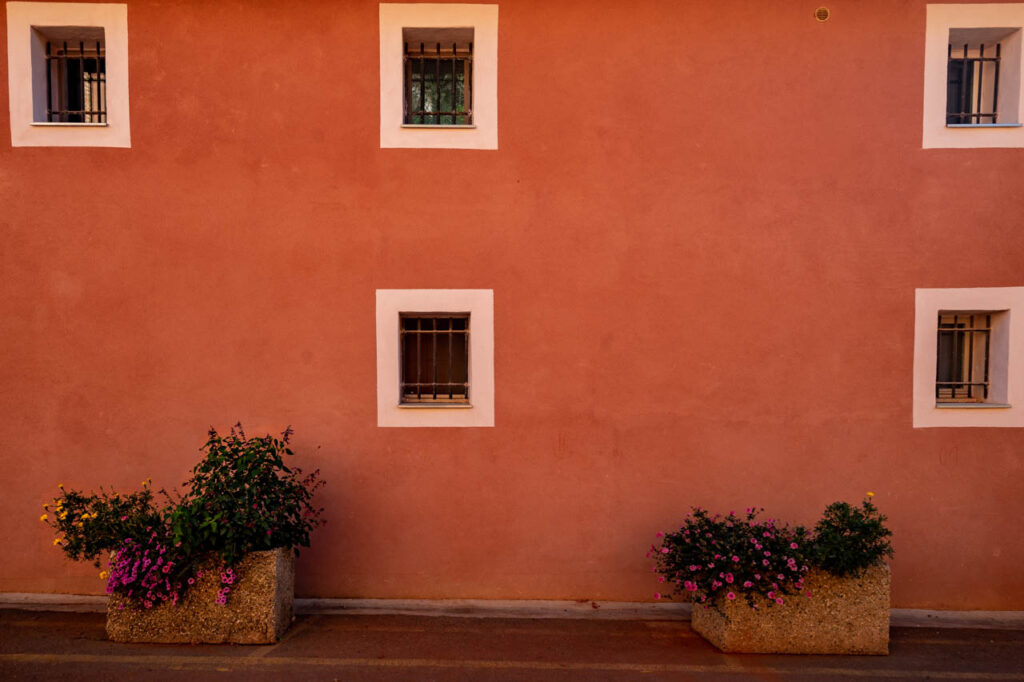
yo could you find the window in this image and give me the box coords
[400,314,470,403]
[936,312,991,402]
[376,289,494,427]
[379,3,498,150]
[403,28,473,126]
[5,2,129,147]
[34,27,106,123]
[923,4,1024,148]
[946,34,1006,125]
[914,288,1024,428]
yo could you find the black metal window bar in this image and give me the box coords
[400,314,470,404]
[45,40,106,123]
[946,42,1001,124]
[936,313,991,402]
[403,41,472,125]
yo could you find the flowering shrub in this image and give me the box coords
[648,508,810,609]
[168,424,326,567]
[42,485,162,568]
[810,494,893,577]
[650,496,892,610]
[106,527,190,609]
[42,424,324,611]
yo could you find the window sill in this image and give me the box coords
[398,403,473,409]
[945,123,1022,128]
[935,403,1012,409]
[30,122,109,127]
[400,124,477,130]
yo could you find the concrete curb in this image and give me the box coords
[3,593,1023,629]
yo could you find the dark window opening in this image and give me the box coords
[946,42,1001,124]
[400,314,470,404]
[403,28,473,125]
[936,313,991,402]
[43,37,106,123]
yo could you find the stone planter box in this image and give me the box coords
[690,564,890,654]
[106,548,294,644]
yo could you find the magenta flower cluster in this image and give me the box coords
[215,567,236,605]
[647,507,811,610]
[106,527,192,610]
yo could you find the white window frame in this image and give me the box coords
[376,289,494,427]
[379,3,497,150]
[914,287,1024,427]
[923,3,1024,149]
[6,1,130,148]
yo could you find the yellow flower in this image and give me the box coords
[99,571,108,580]
[57,484,63,489]
[866,491,875,497]
[42,503,49,510]
[40,514,48,522]
[76,522,84,528]
[52,537,62,546]
[58,512,67,520]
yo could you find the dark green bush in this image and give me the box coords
[168,424,325,567]
[809,496,893,577]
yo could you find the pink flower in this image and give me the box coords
[727,592,736,600]
[790,543,798,549]
[743,581,753,588]
[660,548,669,554]
[656,531,664,538]
[654,593,662,600]
[120,516,128,521]
[725,574,734,584]
[776,598,784,605]
[657,576,665,583]
[731,555,739,562]
[768,591,775,599]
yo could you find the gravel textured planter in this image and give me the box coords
[691,564,890,654]
[106,548,294,644]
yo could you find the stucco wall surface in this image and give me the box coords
[1,0,1022,610]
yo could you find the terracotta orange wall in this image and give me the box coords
[1,0,1022,610]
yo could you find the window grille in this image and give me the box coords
[946,42,1001,124]
[403,30,472,125]
[45,39,106,123]
[400,314,470,403]
[936,313,990,402]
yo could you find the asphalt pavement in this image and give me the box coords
[2,608,1023,681]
